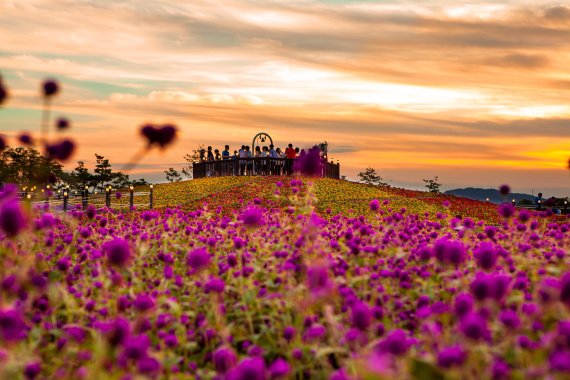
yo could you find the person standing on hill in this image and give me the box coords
[222,145,230,160]
[207,146,214,161]
[285,143,296,159]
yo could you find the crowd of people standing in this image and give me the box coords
[198,143,318,176]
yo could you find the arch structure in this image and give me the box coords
[251,132,274,154]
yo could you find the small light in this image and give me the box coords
[150,184,154,189]
[64,191,68,197]
[85,185,88,190]
[486,198,489,202]
[26,194,31,199]
[565,201,568,205]
[538,200,541,204]
[129,186,134,190]
[512,199,515,203]
[46,185,50,189]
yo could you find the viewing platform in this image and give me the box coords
[192,157,340,179]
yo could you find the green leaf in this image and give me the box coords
[410,359,445,380]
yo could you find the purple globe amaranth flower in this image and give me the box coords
[0,308,28,342]
[213,346,237,374]
[491,358,510,380]
[239,206,264,227]
[550,350,570,372]
[283,326,296,342]
[498,203,515,218]
[105,238,131,267]
[474,242,498,271]
[306,263,332,297]
[454,293,474,318]
[269,358,290,379]
[369,199,380,211]
[186,247,211,272]
[294,146,323,176]
[434,238,466,266]
[105,317,130,346]
[45,139,75,161]
[351,301,371,331]
[459,313,488,341]
[0,199,27,237]
[42,78,59,97]
[140,124,178,149]
[122,334,150,360]
[205,277,225,293]
[0,78,7,105]
[499,184,510,196]
[499,309,520,330]
[137,356,161,376]
[19,133,33,145]
[437,345,467,368]
[228,357,266,380]
[56,117,70,130]
[134,294,155,312]
[376,329,411,356]
[560,272,570,307]
[24,361,41,380]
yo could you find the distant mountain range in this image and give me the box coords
[444,188,535,204]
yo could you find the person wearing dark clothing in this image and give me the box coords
[207,146,214,161]
[222,145,230,160]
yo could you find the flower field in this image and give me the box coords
[0,178,569,379]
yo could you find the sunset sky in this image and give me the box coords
[0,0,569,196]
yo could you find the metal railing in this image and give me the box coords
[193,157,340,179]
[20,186,155,215]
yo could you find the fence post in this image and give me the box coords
[129,185,134,209]
[105,187,111,208]
[63,191,68,212]
[83,185,89,209]
[149,184,154,209]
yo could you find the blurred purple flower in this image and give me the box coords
[498,203,515,218]
[306,264,332,297]
[499,310,520,330]
[376,329,411,356]
[460,313,488,341]
[561,272,570,307]
[351,301,371,331]
[0,78,7,105]
[56,117,70,130]
[141,124,177,149]
[105,238,131,267]
[369,199,380,211]
[0,308,28,342]
[123,334,150,360]
[0,199,27,237]
[239,206,264,227]
[228,357,266,380]
[42,79,59,97]
[45,139,75,161]
[186,247,211,272]
[550,350,570,372]
[213,346,237,374]
[24,361,41,380]
[474,242,498,271]
[499,184,510,196]
[294,146,323,176]
[269,358,290,379]
[437,345,467,368]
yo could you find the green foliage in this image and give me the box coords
[357,167,386,186]
[423,176,442,194]
[181,144,205,179]
[165,168,182,182]
[0,146,63,187]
